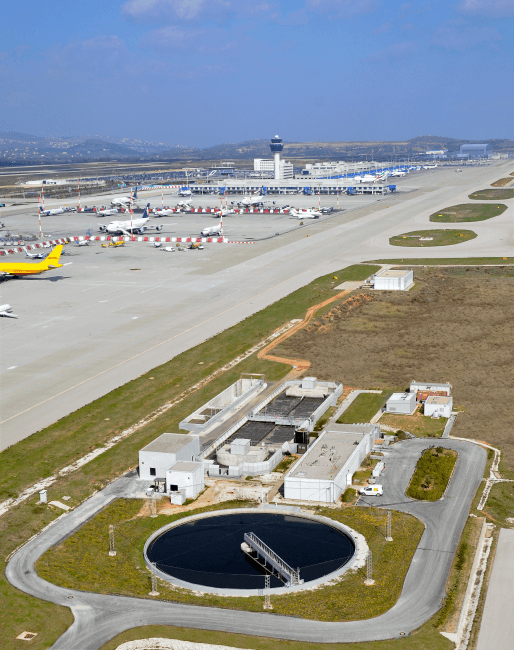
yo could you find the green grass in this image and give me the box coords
[337,392,391,424]
[469,189,514,200]
[99,618,454,650]
[365,257,514,266]
[389,230,477,247]
[491,178,513,187]
[274,455,297,473]
[36,499,424,623]
[429,203,507,223]
[406,448,457,501]
[380,410,446,438]
[482,481,514,527]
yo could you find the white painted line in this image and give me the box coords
[7,366,17,370]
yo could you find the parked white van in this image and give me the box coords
[359,485,383,497]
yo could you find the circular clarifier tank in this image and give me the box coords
[145,509,357,595]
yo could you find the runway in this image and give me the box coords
[1,161,512,450]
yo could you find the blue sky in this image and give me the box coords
[1,0,513,146]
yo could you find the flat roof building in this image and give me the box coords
[284,424,379,503]
[424,396,453,419]
[372,269,413,291]
[459,144,492,159]
[386,392,417,415]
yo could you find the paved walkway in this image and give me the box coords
[6,438,485,650]
[476,528,514,650]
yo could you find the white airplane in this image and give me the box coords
[97,207,119,217]
[289,208,321,219]
[374,171,389,181]
[201,225,222,236]
[214,208,236,217]
[154,208,175,217]
[390,170,407,177]
[75,239,90,246]
[177,199,193,208]
[237,195,275,207]
[24,247,47,259]
[99,204,162,236]
[0,303,17,318]
[178,187,192,196]
[39,206,66,216]
[424,164,438,169]
[111,188,137,206]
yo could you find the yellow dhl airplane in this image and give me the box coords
[0,245,68,279]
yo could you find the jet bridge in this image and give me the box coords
[241,532,303,586]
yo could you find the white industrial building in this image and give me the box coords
[385,392,417,415]
[372,269,413,291]
[424,396,453,418]
[283,424,379,503]
[410,381,452,397]
[139,432,204,501]
[458,143,492,159]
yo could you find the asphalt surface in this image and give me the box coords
[2,161,513,450]
[476,528,514,650]
[6,438,485,649]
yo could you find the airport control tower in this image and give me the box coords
[270,135,284,180]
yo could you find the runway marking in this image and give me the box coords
[0,273,300,424]
[7,366,17,370]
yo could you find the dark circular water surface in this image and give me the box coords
[146,512,355,590]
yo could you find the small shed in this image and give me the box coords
[373,269,413,291]
[424,396,453,418]
[166,461,204,499]
[385,392,417,415]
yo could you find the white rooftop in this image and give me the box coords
[141,432,196,454]
[388,392,414,402]
[289,431,365,480]
[376,269,412,278]
[168,461,202,472]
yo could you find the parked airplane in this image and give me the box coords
[0,303,17,318]
[178,187,192,196]
[99,204,162,236]
[0,245,67,279]
[75,239,90,246]
[97,207,120,217]
[24,247,48,259]
[177,199,193,208]
[424,164,438,169]
[390,170,407,177]
[111,188,137,206]
[289,208,321,219]
[39,206,66,216]
[236,195,275,207]
[201,225,222,236]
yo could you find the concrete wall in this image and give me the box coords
[139,436,199,480]
[208,448,283,478]
[180,378,265,433]
[375,270,413,291]
[424,398,453,418]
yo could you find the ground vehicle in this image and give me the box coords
[189,243,204,250]
[146,486,155,496]
[359,484,383,496]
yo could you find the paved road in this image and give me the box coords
[2,161,513,449]
[476,528,514,650]
[6,438,485,649]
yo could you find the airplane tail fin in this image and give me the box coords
[142,203,150,219]
[38,206,44,213]
[44,244,63,268]
[23,247,30,256]
[133,187,137,200]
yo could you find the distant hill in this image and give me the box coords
[0,132,512,164]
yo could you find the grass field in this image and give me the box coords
[429,204,507,223]
[469,189,514,200]
[380,409,446,438]
[406,448,457,501]
[366,257,514,265]
[278,266,514,476]
[99,619,454,650]
[36,498,424,623]
[337,392,390,424]
[482,481,514,527]
[389,230,477,247]
[491,178,513,187]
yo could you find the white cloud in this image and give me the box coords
[122,0,274,22]
[457,0,514,17]
[145,24,239,51]
[433,20,502,50]
[367,41,417,62]
[306,0,380,18]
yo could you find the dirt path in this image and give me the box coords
[257,289,352,372]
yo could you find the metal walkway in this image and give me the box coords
[242,532,303,586]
